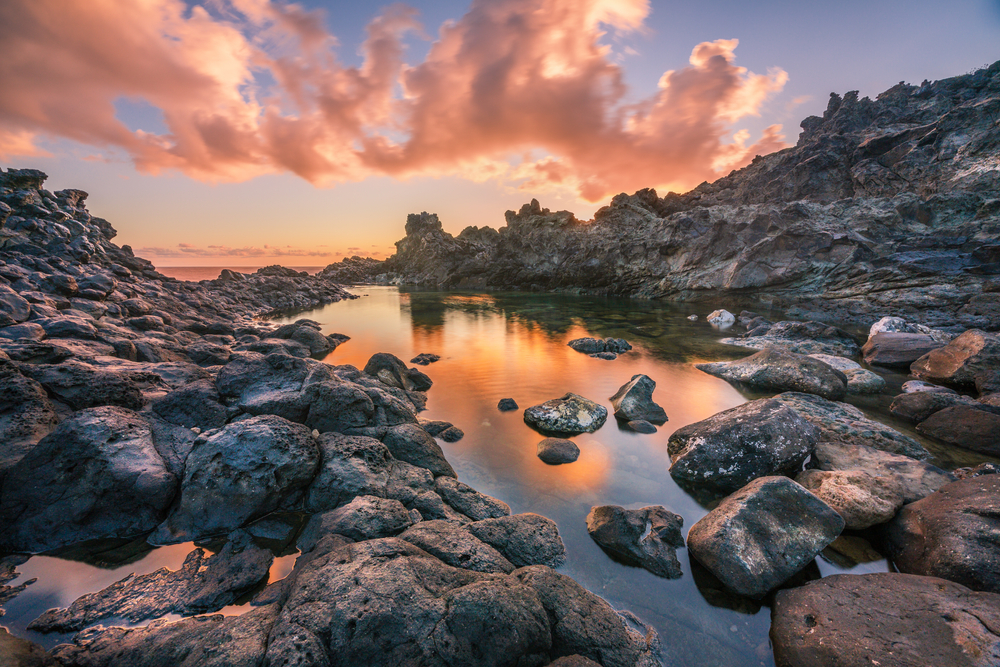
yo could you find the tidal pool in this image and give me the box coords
[3,286,973,666]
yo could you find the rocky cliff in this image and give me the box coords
[359,61,1000,329]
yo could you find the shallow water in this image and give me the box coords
[3,286,984,665]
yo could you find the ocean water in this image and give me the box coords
[3,286,984,665]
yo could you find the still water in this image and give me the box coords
[5,286,957,666]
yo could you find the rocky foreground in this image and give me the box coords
[0,166,662,666]
[323,60,1000,329]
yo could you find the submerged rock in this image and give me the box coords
[609,374,667,424]
[667,398,818,491]
[696,348,847,400]
[536,437,580,464]
[586,505,685,579]
[523,393,608,435]
[884,475,1000,593]
[687,476,844,599]
[771,573,1000,667]
[410,352,440,365]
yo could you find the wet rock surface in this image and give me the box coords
[609,374,667,424]
[915,405,1000,455]
[537,437,581,464]
[667,398,818,491]
[586,505,685,579]
[771,573,1000,667]
[687,476,844,599]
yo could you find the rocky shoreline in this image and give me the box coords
[323,61,1000,330]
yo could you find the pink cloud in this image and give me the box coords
[0,0,788,200]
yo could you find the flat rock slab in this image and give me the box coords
[697,348,847,400]
[795,469,904,529]
[721,320,860,358]
[687,476,844,599]
[916,405,1000,455]
[771,573,1000,667]
[537,437,580,464]
[609,374,667,424]
[889,390,988,423]
[861,332,944,367]
[586,505,684,579]
[668,398,818,491]
[523,393,608,435]
[773,392,928,459]
[810,440,953,503]
[884,475,1000,593]
[910,329,1000,388]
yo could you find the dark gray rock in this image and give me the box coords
[884,475,1000,593]
[523,393,608,435]
[568,337,632,355]
[438,425,464,442]
[0,362,58,478]
[467,513,567,568]
[151,415,319,543]
[434,476,510,520]
[861,332,945,367]
[151,379,228,431]
[305,433,393,512]
[184,340,231,366]
[28,530,272,632]
[0,407,176,553]
[626,420,657,433]
[586,505,685,579]
[0,322,45,341]
[696,348,847,400]
[363,352,432,391]
[911,329,1000,388]
[0,628,57,667]
[773,391,929,459]
[21,359,144,410]
[771,573,1000,667]
[410,352,440,365]
[299,496,414,549]
[902,379,958,394]
[667,398,819,491]
[498,397,519,411]
[400,520,516,573]
[889,390,990,423]
[609,374,667,424]
[302,380,376,433]
[916,406,1000,455]
[810,440,953,503]
[721,321,860,358]
[590,351,618,360]
[536,437,580,464]
[0,285,31,327]
[687,476,844,599]
[381,423,456,478]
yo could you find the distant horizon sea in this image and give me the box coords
[155,266,325,281]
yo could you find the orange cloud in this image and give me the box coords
[0,0,788,200]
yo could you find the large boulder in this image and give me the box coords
[795,469,904,529]
[861,332,945,367]
[363,352,432,391]
[0,363,58,478]
[883,475,1000,593]
[915,406,1000,455]
[0,407,177,553]
[667,398,818,491]
[305,433,393,512]
[772,392,928,459]
[381,424,456,478]
[399,520,516,573]
[889,390,990,423]
[687,476,844,599]
[910,329,1000,388]
[21,359,144,410]
[696,348,847,400]
[586,505,684,579]
[608,375,667,424]
[150,415,320,543]
[523,393,608,435]
[468,513,567,568]
[810,440,953,503]
[434,476,511,520]
[771,573,1000,667]
[151,379,227,431]
[299,495,414,548]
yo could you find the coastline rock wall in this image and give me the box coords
[353,61,1000,329]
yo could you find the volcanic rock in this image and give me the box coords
[586,505,685,579]
[609,374,668,424]
[696,348,847,400]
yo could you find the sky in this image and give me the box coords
[0,0,998,267]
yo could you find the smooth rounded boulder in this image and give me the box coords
[668,398,818,491]
[883,475,1000,593]
[696,348,847,400]
[861,332,944,367]
[536,437,580,464]
[686,476,844,599]
[523,393,608,435]
[771,573,1000,667]
[910,329,1000,388]
[0,407,177,553]
[915,405,1000,455]
[151,415,320,543]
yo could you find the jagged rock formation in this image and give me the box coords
[361,61,1000,329]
